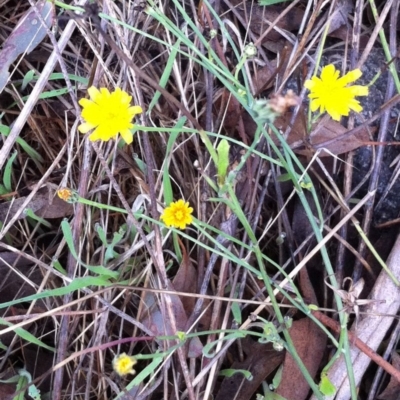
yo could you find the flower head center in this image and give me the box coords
[107,111,118,120]
[175,210,184,221]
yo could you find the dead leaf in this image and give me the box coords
[35,193,74,219]
[215,338,285,400]
[0,1,54,92]
[325,0,354,36]
[275,318,327,400]
[0,383,16,400]
[216,88,242,130]
[141,282,203,358]
[377,351,400,400]
[0,187,74,223]
[231,2,304,52]
[172,238,198,314]
[274,113,372,157]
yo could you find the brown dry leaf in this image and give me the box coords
[215,339,285,400]
[377,351,400,400]
[325,0,354,36]
[0,254,44,304]
[23,347,78,394]
[254,62,277,94]
[141,281,203,358]
[216,88,242,130]
[274,113,371,157]
[172,239,198,314]
[35,193,74,219]
[0,0,54,92]
[275,318,327,400]
[253,49,291,94]
[0,187,74,223]
[231,2,304,52]
[0,253,47,345]
[0,383,16,400]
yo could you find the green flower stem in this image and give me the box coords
[368,0,400,92]
[352,220,399,286]
[225,184,324,399]
[259,122,357,398]
[76,196,134,215]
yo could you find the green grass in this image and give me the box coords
[0,0,397,399]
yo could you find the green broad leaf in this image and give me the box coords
[3,150,17,192]
[277,173,291,182]
[22,87,72,101]
[320,374,336,396]
[52,259,67,275]
[105,228,125,264]
[95,224,124,264]
[33,72,88,85]
[0,276,111,311]
[271,364,283,389]
[0,375,20,383]
[231,301,242,324]
[0,318,54,352]
[219,368,253,380]
[96,223,108,244]
[18,368,41,400]
[25,208,52,228]
[15,373,27,400]
[21,69,35,90]
[0,124,44,164]
[132,153,147,174]
[216,139,230,187]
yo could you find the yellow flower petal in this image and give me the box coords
[78,122,96,133]
[112,353,136,376]
[120,129,134,144]
[88,86,102,101]
[79,86,142,143]
[304,64,368,121]
[160,199,194,230]
[337,69,362,85]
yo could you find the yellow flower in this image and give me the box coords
[160,199,193,229]
[112,353,137,376]
[78,86,142,144]
[304,64,368,121]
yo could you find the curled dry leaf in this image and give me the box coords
[0,186,74,223]
[141,281,203,358]
[0,1,54,92]
[377,351,400,400]
[274,113,372,157]
[276,318,327,400]
[231,2,304,52]
[215,339,285,400]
